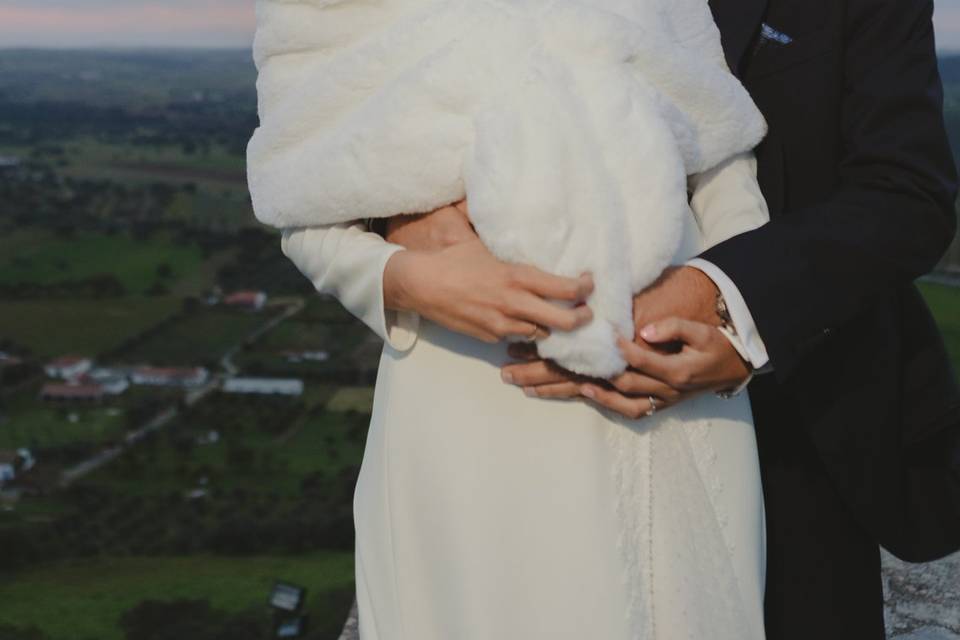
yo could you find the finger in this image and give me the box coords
[580,384,665,420]
[500,321,543,341]
[501,361,574,387]
[512,265,594,303]
[615,336,680,380]
[609,371,681,401]
[505,291,592,332]
[522,382,581,399]
[639,317,713,346]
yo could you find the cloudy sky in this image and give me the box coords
[3,0,960,50]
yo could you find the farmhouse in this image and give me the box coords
[0,352,22,367]
[82,368,130,395]
[0,155,20,168]
[222,377,304,397]
[44,355,93,380]
[131,366,210,388]
[40,381,105,403]
[224,290,268,311]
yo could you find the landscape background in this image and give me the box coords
[1,25,960,640]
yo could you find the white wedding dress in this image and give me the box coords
[280,152,769,640]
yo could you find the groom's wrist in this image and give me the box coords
[632,266,722,334]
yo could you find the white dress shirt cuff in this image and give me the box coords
[686,258,772,372]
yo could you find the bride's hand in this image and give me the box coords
[383,237,595,344]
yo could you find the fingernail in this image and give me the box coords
[580,385,596,399]
[524,386,538,397]
[640,325,656,340]
[501,370,515,384]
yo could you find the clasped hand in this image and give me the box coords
[382,202,751,419]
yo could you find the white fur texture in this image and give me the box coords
[247,0,767,377]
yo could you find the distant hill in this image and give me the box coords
[0,49,256,110]
[940,54,960,86]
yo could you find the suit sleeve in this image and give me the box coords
[698,0,958,381]
[280,223,420,351]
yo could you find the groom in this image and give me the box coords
[387,0,960,637]
[497,0,960,637]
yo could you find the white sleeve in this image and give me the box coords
[686,151,772,371]
[280,222,420,352]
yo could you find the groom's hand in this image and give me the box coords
[501,266,753,418]
[383,199,476,250]
[575,324,751,418]
[631,266,720,331]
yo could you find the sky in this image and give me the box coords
[3,1,960,50]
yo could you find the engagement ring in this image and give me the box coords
[646,396,660,416]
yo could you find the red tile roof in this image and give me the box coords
[41,382,104,399]
[47,355,90,367]
[224,291,264,305]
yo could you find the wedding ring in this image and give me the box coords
[645,396,659,417]
[525,326,541,342]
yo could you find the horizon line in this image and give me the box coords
[4,44,960,55]
[0,45,252,52]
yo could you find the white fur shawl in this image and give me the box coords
[247,0,767,377]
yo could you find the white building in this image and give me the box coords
[131,366,210,389]
[85,368,130,395]
[284,350,330,364]
[0,449,35,486]
[223,377,304,397]
[44,356,93,380]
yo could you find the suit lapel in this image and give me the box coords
[708,0,768,77]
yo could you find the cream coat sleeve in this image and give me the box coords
[280,223,420,352]
[687,151,769,251]
[686,151,772,370]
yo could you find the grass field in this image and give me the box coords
[0,402,126,450]
[0,228,204,295]
[920,281,960,372]
[0,297,179,358]
[84,384,354,497]
[0,552,354,640]
[116,306,277,367]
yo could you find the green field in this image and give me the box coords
[0,552,354,640]
[920,281,960,372]
[117,306,277,367]
[235,297,373,378]
[85,385,357,497]
[0,403,126,450]
[0,297,179,358]
[0,228,204,295]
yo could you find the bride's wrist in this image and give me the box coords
[383,249,426,313]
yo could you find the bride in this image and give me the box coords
[248,0,769,637]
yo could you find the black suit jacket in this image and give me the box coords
[706,0,960,563]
